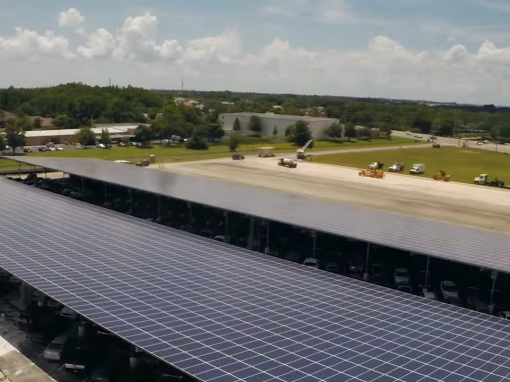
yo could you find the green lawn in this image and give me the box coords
[0,136,416,169]
[312,146,510,184]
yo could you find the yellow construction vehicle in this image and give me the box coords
[358,168,384,179]
[433,170,451,182]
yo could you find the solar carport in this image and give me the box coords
[7,156,510,275]
[2,178,510,381]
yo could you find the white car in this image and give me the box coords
[393,268,411,285]
[499,311,510,320]
[44,332,72,361]
[413,134,423,138]
[421,288,437,300]
[303,258,320,269]
[60,306,78,320]
[440,280,460,300]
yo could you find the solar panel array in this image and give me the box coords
[2,179,510,382]
[7,156,510,275]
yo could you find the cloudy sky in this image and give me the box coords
[1,0,510,104]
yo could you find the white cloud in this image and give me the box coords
[58,8,85,34]
[0,28,74,60]
[2,10,510,104]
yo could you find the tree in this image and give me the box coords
[0,134,6,152]
[101,129,112,146]
[379,124,392,138]
[33,117,42,130]
[285,125,295,142]
[292,120,313,146]
[17,115,33,131]
[52,114,74,129]
[207,123,225,141]
[233,117,241,132]
[134,124,154,143]
[5,124,25,154]
[325,122,343,139]
[228,133,240,152]
[248,115,263,135]
[185,135,209,150]
[273,126,278,137]
[344,122,356,141]
[75,126,95,146]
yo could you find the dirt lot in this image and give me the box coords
[154,156,510,234]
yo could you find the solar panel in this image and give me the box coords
[1,180,510,381]
[6,156,510,275]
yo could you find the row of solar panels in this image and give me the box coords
[7,156,510,276]
[1,177,510,381]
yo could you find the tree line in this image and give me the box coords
[2,83,510,143]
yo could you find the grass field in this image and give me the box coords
[0,136,417,170]
[312,146,510,184]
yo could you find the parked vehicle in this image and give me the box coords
[397,285,414,294]
[62,336,97,373]
[277,158,297,168]
[231,154,245,160]
[410,164,425,174]
[388,163,405,172]
[473,174,505,187]
[44,331,72,361]
[440,280,460,300]
[465,287,490,313]
[420,288,437,300]
[136,159,150,167]
[393,268,411,285]
[303,258,320,269]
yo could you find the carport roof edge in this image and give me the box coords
[5,155,510,274]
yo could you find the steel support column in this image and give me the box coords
[188,202,192,223]
[312,231,317,258]
[425,255,431,289]
[265,222,270,254]
[224,211,229,235]
[157,196,161,221]
[363,243,370,281]
[489,270,498,315]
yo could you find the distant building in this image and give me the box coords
[219,112,339,140]
[23,124,138,146]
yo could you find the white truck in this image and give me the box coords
[410,164,425,174]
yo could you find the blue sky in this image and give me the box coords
[2,0,509,51]
[1,0,510,103]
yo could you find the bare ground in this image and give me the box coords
[152,157,510,235]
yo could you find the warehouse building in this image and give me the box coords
[219,112,339,140]
[23,124,138,146]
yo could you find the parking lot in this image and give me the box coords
[0,278,191,382]
[6,172,510,321]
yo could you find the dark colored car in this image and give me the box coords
[62,336,97,373]
[136,159,150,167]
[90,350,128,382]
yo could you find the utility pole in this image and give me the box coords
[109,77,111,87]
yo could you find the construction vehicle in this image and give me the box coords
[231,154,245,160]
[474,174,505,187]
[278,158,297,168]
[388,163,405,172]
[358,168,384,178]
[369,162,384,169]
[410,164,425,174]
[296,139,313,159]
[258,147,275,158]
[433,170,451,182]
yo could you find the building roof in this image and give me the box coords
[2,178,510,382]
[220,112,338,123]
[24,126,136,138]
[6,156,510,275]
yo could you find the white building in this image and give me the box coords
[218,112,340,140]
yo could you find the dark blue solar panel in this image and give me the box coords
[1,179,510,382]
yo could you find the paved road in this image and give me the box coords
[265,143,432,159]
[391,130,510,153]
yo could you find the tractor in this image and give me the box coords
[432,170,451,182]
[359,168,384,179]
